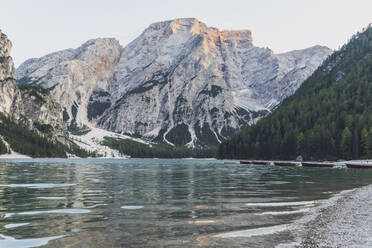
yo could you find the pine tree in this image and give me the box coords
[367,128,372,158]
[296,132,306,157]
[340,127,352,158]
[361,128,368,156]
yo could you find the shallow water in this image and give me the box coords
[0,159,372,247]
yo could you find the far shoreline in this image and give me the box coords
[0,157,220,160]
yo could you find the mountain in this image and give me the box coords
[0,29,90,158]
[1,30,65,132]
[218,25,372,160]
[0,30,21,117]
[16,18,331,147]
[17,38,122,126]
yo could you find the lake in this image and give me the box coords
[1,159,372,247]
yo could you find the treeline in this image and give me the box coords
[0,114,93,158]
[219,25,372,161]
[0,138,9,155]
[102,137,217,158]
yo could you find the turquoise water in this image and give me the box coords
[0,159,372,247]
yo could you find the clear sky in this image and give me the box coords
[1,0,371,66]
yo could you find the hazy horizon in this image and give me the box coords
[1,0,371,66]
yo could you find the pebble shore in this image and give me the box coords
[299,185,372,248]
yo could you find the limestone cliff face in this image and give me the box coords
[16,85,65,134]
[97,18,332,146]
[16,18,332,146]
[17,38,123,125]
[0,30,64,134]
[0,30,20,117]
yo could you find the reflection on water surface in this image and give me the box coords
[1,158,372,247]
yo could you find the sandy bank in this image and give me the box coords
[299,185,372,247]
[0,152,32,159]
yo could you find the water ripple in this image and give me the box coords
[5,209,90,218]
[0,234,65,248]
[0,184,75,189]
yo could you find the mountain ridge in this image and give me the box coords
[16,18,332,147]
[218,24,372,160]
[0,29,89,158]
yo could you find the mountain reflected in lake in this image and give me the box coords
[1,159,372,247]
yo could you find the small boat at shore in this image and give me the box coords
[274,162,300,167]
[302,162,334,168]
[240,161,271,166]
[345,163,372,169]
[240,161,253,164]
[253,161,271,166]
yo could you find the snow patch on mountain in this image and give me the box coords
[70,126,150,158]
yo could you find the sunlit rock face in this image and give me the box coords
[97,18,331,146]
[16,38,123,125]
[0,30,64,134]
[16,18,332,146]
[0,30,20,116]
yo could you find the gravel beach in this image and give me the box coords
[299,185,372,248]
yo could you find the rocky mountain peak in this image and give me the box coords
[74,38,122,65]
[221,30,253,43]
[95,19,331,146]
[0,29,64,136]
[169,18,205,33]
[144,18,253,48]
[16,19,332,147]
[0,30,15,80]
[148,18,204,34]
[16,38,123,124]
[0,29,18,115]
[0,30,11,55]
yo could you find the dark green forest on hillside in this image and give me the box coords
[0,114,67,157]
[218,25,372,161]
[0,114,93,158]
[103,137,217,158]
[0,138,9,154]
